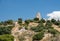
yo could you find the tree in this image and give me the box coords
[51,19,56,23]
[54,20,60,26]
[51,19,60,25]
[18,18,22,25]
[6,20,13,24]
[54,21,60,25]
[34,18,39,21]
[41,18,45,23]
[25,20,30,25]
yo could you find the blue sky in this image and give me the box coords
[0,0,60,21]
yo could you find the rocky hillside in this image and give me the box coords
[0,18,60,41]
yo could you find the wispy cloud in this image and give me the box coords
[47,11,60,20]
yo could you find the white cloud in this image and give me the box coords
[47,11,60,20]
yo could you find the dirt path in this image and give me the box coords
[11,22,20,41]
[12,22,20,31]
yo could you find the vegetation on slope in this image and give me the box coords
[0,34,14,41]
[0,18,60,41]
[0,20,14,41]
[33,32,44,41]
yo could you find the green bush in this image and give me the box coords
[45,20,52,27]
[0,21,4,25]
[38,22,44,27]
[6,20,13,25]
[0,34,14,41]
[25,19,34,24]
[33,32,44,41]
[31,26,44,32]
[0,20,13,25]
[46,26,53,30]
[31,21,45,32]
[54,21,60,25]
[0,26,13,35]
[48,29,58,35]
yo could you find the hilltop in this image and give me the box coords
[0,13,60,41]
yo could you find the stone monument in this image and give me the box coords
[36,12,41,20]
